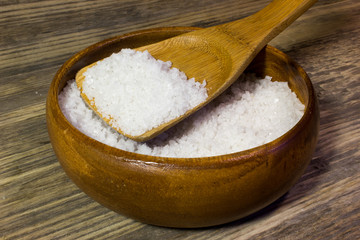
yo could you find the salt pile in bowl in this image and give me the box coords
[60,71,304,157]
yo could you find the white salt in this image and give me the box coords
[59,74,304,157]
[81,49,208,136]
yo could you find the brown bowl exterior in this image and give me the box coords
[46,27,319,228]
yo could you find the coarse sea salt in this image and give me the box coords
[59,74,305,158]
[81,48,208,136]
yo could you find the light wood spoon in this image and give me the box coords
[76,0,317,142]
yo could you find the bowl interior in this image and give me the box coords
[51,26,314,164]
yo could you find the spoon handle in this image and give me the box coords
[221,0,318,49]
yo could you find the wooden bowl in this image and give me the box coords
[46,27,319,228]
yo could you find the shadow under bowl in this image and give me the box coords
[46,26,319,228]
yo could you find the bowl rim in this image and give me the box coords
[49,26,316,168]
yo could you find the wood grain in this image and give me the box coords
[1,0,359,239]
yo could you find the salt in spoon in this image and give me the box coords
[76,0,317,142]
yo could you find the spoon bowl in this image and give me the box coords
[76,0,317,141]
[47,26,319,228]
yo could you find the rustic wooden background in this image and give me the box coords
[1,0,359,239]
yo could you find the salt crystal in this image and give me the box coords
[59,73,304,158]
[81,49,208,136]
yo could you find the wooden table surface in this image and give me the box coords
[1,0,359,239]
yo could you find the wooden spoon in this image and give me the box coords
[76,0,317,142]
